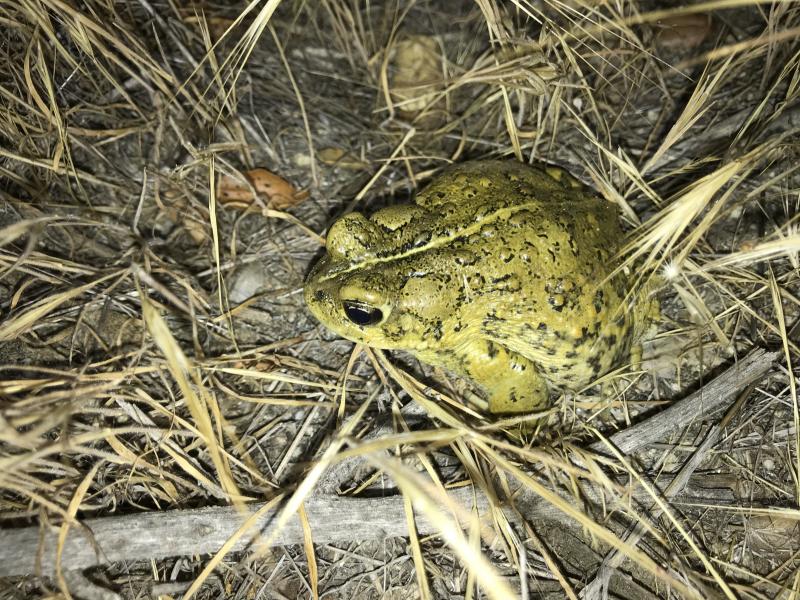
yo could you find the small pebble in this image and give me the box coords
[228,262,269,303]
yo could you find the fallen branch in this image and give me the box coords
[595,347,779,454]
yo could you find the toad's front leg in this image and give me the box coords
[420,338,549,414]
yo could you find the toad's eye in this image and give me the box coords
[342,301,383,326]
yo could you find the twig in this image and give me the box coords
[592,348,779,455]
[581,380,760,599]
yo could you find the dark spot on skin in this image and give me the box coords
[385,326,406,342]
[594,290,605,314]
[491,274,511,284]
[314,290,326,302]
[565,351,578,359]
[547,249,556,262]
[548,296,564,312]
[486,341,499,359]
[468,274,485,288]
[509,391,518,403]
[538,322,548,331]
[568,236,578,254]
[587,355,604,378]
[606,334,618,347]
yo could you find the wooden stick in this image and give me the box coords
[595,348,779,454]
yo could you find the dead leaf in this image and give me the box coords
[318,147,369,170]
[182,215,208,244]
[390,35,445,123]
[218,168,309,211]
[177,3,236,42]
[656,14,712,49]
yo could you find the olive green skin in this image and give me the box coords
[305,160,643,414]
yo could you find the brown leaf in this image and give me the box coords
[318,147,369,170]
[655,14,712,50]
[390,35,445,123]
[182,216,208,244]
[218,168,309,212]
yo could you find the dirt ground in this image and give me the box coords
[1,0,800,598]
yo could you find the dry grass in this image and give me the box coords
[1,0,800,598]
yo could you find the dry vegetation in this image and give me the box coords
[1,0,800,598]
